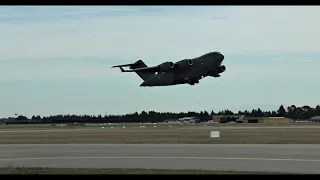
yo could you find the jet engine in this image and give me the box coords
[218,65,226,73]
[159,61,175,71]
[176,59,193,69]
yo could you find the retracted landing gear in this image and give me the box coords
[188,79,199,86]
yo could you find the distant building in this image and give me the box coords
[212,115,292,124]
[165,120,181,124]
[258,117,292,124]
[243,117,264,123]
[212,115,245,123]
[178,117,200,124]
[310,116,320,122]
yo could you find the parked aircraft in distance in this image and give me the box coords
[112,51,226,87]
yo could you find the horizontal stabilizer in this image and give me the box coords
[112,60,156,81]
[112,63,136,68]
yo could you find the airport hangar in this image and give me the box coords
[212,115,292,124]
[310,116,320,122]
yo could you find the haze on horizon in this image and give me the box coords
[1,6,319,118]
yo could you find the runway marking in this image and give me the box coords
[2,144,320,149]
[1,156,320,162]
[2,144,320,150]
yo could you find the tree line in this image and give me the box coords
[3,104,320,124]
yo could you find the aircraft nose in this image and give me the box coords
[216,53,224,64]
[220,54,224,62]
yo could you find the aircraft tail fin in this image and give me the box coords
[129,60,155,81]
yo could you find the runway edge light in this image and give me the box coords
[210,131,220,138]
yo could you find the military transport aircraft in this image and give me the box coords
[112,51,226,87]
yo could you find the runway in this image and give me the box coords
[1,144,320,174]
[1,124,320,134]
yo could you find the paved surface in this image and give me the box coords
[2,124,320,133]
[1,144,320,174]
[1,125,320,133]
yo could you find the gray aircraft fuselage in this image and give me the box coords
[112,51,225,87]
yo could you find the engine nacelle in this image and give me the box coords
[176,59,193,69]
[159,61,175,71]
[218,65,226,73]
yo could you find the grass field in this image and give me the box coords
[0,167,287,174]
[1,123,320,144]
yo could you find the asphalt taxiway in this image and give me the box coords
[0,144,320,174]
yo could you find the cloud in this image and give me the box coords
[0,59,125,82]
[0,6,319,83]
[300,59,314,63]
[271,57,287,62]
[1,6,320,118]
[0,6,146,23]
[1,6,320,61]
